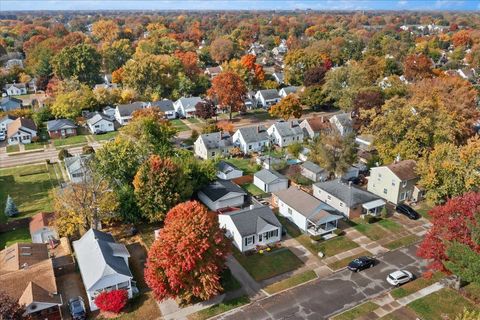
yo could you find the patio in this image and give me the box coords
[306,212,343,237]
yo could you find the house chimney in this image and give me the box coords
[321,116,324,122]
[290,121,293,128]
[257,126,260,133]
[395,154,401,164]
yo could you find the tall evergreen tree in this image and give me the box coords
[4,195,19,217]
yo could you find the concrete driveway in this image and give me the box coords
[214,244,426,320]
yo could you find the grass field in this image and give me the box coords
[0,227,31,248]
[242,183,267,197]
[6,144,20,153]
[332,302,379,320]
[53,135,87,147]
[354,222,389,241]
[264,270,317,294]
[186,117,201,124]
[417,202,434,221]
[378,219,404,232]
[93,131,118,141]
[170,119,190,131]
[0,164,60,223]
[232,248,303,281]
[225,158,260,175]
[188,296,250,320]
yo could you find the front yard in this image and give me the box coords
[93,131,118,141]
[24,142,46,151]
[6,144,20,153]
[0,226,31,248]
[390,272,445,299]
[232,247,303,282]
[264,270,317,294]
[188,295,250,320]
[170,119,190,132]
[53,134,88,147]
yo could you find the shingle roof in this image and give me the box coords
[198,132,233,149]
[274,187,339,217]
[254,169,287,184]
[64,154,91,177]
[258,89,280,100]
[72,229,132,291]
[86,112,113,126]
[331,113,352,129]
[46,119,76,131]
[150,99,175,112]
[224,206,282,237]
[0,114,17,123]
[280,86,299,95]
[303,117,332,132]
[313,179,381,207]
[0,243,49,274]
[218,161,242,174]
[29,212,55,235]
[116,102,145,117]
[271,121,303,137]
[7,117,36,137]
[199,179,246,202]
[236,125,269,143]
[387,160,418,181]
[301,161,324,174]
[177,97,203,111]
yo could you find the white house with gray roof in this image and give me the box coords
[313,179,385,219]
[255,89,281,108]
[174,96,203,118]
[218,205,282,252]
[194,132,234,160]
[301,161,328,182]
[217,161,243,180]
[274,187,343,237]
[87,112,115,134]
[64,155,91,183]
[115,102,147,125]
[73,229,134,311]
[253,169,288,193]
[329,113,353,137]
[232,125,270,154]
[150,99,176,119]
[267,120,304,147]
[278,86,300,98]
[197,179,247,211]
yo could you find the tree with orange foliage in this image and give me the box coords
[144,201,230,304]
[174,51,200,76]
[451,30,472,48]
[92,19,120,43]
[209,38,234,63]
[112,67,124,84]
[208,71,247,120]
[217,121,235,134]
[240,54,265,86]
[403,53,434,81]
[269,94,303,120]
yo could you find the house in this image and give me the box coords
[0,243,62,319]
[87,112,115,134]
[5,59,23,69]
[0,114,16,134]
[253,169,289,193]
[0,96,22,112]
[150,99,176,119]
[46,119,77,139]
[217,161,243,180]
[272,40,288,56]
[7,117,37,145]
[205,66,223,78]
[255,89,281,108]
[102,106,116,119]
[342,166,360,180]
[300,117,333,139]
[329,113,353,136]
[267,120,304,147]
[278,86,300,98]
[218,205,282,252]
[367,160,420,205]
[64,154,91,183]
[298,147,310,162]
[73,229,135,311]
[355,134,375,150]
[174,96,203,118]
[197,179,247,211]
[313,180,386,219]
[93,83,118,91]
[244,91,257,109]
[194,132,234,160]
[115,102,147,125]
[457,68,477,82]
[273,187,343,237]
[256,155,283,170]
[4,83,27,96]
[248,42,265,56]
[30,212,58,244]
[301,161,328,182]
[232,125,269,154]
[272,72,284,84]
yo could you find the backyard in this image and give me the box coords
[241,183,267,197]
[0,226,31,248]
[225,158,260,175]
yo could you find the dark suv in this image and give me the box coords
[68,296,86,320]
[395,204,420,220]
[347,256,376,272]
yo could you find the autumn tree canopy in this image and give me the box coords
[269,93,303,120]
[208,71,247,120]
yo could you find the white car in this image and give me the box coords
[386,270,414,286]
[0,132,5,141]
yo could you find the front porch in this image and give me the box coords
[362,199,386,216]
[306,212,343,237]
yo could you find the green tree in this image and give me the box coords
[284,49,328,85]
[445,240,480,284]
[300,85,328,110]
[52,44,102,85]
[101,39,134,73]
[4,195,19,217]
[51,85,96,119]
[309,133,357,177]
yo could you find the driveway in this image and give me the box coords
[213,244,426,320]
[56,272,89,319]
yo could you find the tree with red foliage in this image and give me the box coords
[94,289,128,314]
[417,192,480,277]
[144,201,230,304]
[208,71,247,120]
[174,51,200,76]
[240,54,265,86]
[403,53,434,81]
[303,65,327,87]
[195,99,217,119]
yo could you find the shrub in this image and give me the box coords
[58,148,72,160]
[365,215,379,224]
[82,145,95,154]
[310,234,323,241]
[380,206,388,218]
[287,143,302,157]
[190,129,199,141]
[4,195,19,217]
[45,159,51,165]
[94,289,128,314]
[333,229,344,236]
[31,136,40,143]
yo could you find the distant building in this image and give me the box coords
[232,125,270,154]
[0,96,22,112]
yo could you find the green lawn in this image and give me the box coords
[225,158,260,175]
[391,272,445,299]
[276,215,303,238]
[188,296,250,320]
[53,135,87,147]
[264,270,317,294]
[408,288,479,320]
[463,282,480,302]
[385,234,421,250]
[328,250,372,271]
[0,227,31,248]
[232,248,303,281]
[170,119,189,131]
[332,302,379,320]
[93,131,118,141]
[242,183,268,197]
[417,202,434,221]
[6,145,20,153]
[187,117,201,124]
[246,109,273,120]
[0,164,59,223]
[296,235,359,257]
[24,142,46,151]
[378,219,404,232]
[354,222,389,241]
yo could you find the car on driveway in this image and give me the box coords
[387,270,414,286]
[395,204,420,220]
[347,256,376,272]
[68,296,86,320]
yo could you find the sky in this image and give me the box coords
[0,0,479,12]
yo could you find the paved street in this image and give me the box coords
[214,244,426,320]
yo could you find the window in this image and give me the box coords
[383,188,388,195]
[244,235,255,246]
[339,202,343,207]
[399,192,406,201]
[287,208,292,215]
[402,181,408,188]
[263,229,278,240]
[95,125,100,128]
[211,151,215,156]
[108,123,113,126]
[117,281,129,289]
[259,234,262,242]
[248,144,252,150]
[327,195,331,200]
[392,180,396,186]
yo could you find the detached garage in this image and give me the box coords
[253,169,289,193]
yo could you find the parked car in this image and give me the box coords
[0,132,5,141]
[347,256,376,272]
[395,204,420,220]
[386,270,414,286]
[68,296,86,320]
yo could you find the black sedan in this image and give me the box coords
[395,204,420,220]
[347,256,376,272]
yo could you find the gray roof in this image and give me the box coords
[313,179,381,207]
[116,102,145,117]
[218,161,242,175]
[271,121,303,137]
[46,119,76,131]
[176,97,203,110]
[225,206,282,237]
[331,113,352,129]
[64,154,91,177]
[0,114,17,123]
[236,125,269,143]
[150,100,175,112]
[0,97,22,111]
[301,161,324,174]
[254,169,287,184]
[273,72,284,83]
[72,229,132,291]
[280,86,299,95]
[199,179,246,202]
[258,89,280,100]
[87,113,114,126]
[198,132,233,149]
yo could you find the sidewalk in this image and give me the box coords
[345,228,389,255]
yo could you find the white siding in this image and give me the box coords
[88,119,114,134]
[218,214,244,251]
[198,192,245,211]
[277,198,307,231]
[312,185,350,217]
[367,167,401,204]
